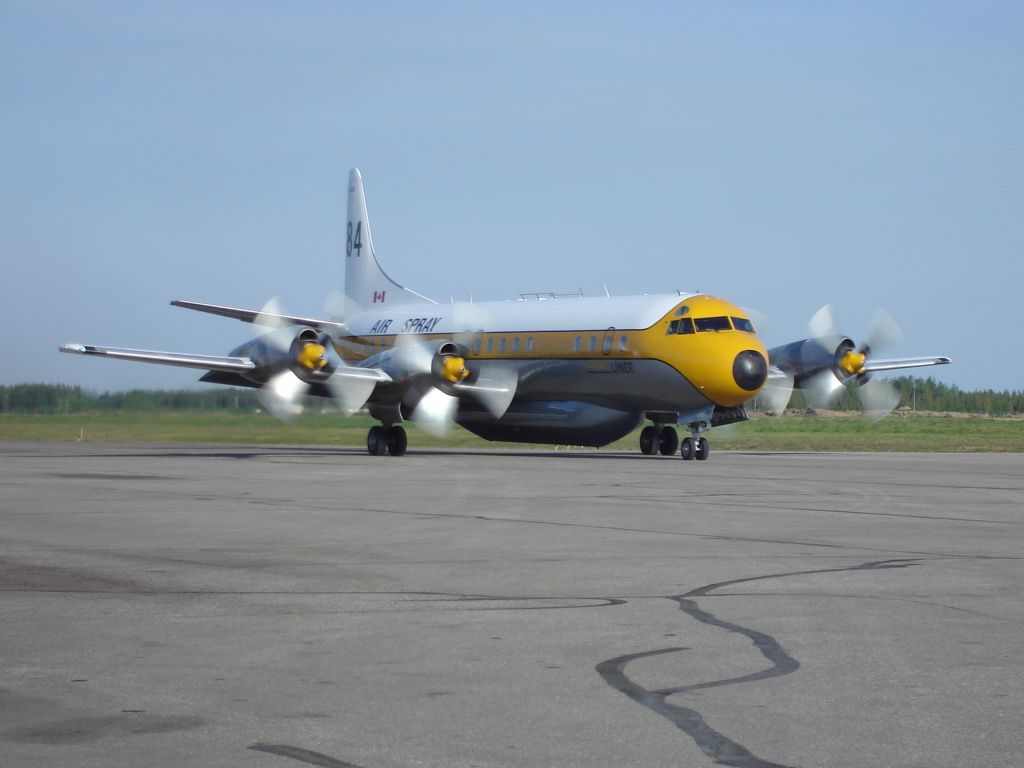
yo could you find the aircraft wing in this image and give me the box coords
[171,300,347,334]
[862,356,952,373]
[60,344,256,373]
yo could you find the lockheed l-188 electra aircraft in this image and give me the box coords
[62,169,951,460]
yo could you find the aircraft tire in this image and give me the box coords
[640,426,659,455]
[658,427,679,456]
[696,437,709,461]
[386,425,408,456]
[680,437,695,461]
[367,426,388,456]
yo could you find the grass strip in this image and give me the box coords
[2,411,1022,452]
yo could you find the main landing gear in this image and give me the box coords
[639,425,679,456]
[638,422,709,461]
[367,425,407,456]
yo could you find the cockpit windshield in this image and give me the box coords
[695,316,732,332]
[665,314,756,335]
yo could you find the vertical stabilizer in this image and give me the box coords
[345,169,435,315]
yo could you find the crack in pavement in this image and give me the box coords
[248,742,366,767]
[596,559,919,768]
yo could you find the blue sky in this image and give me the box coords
[2,1,1021,392]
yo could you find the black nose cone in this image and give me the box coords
[733,350,768,391]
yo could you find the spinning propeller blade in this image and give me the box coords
[762,366,795,415]
[805,304,905,418]
[257,369,308,421]
[412,387,459,437]
[858,377,902,422]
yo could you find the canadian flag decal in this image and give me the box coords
[372,290,386,304]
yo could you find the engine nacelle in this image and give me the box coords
[378,339,469,388]
[229,327,327,384]
[769,336,858,386]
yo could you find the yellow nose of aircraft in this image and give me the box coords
[666,295,769,407]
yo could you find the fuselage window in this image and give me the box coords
[513,337,521,353]
[589,336,597,352]
[618,335,628,352]
[486,337,494,354]
[499,337,507,353]
[695,316,731,332]
[472,337,482,355]
[731,316,755,333]
[574,336,582,353]
[667,320,680,335]
[602,334,613,354]
[679,318,695,335]
[526,337,534,353]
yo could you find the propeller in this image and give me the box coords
[762,366,795,415]
[385,302,518,435]
[253,298,378,421]
[857,376,902,420]
[411,387,459,437]
[448,301,518,419]
[802,368,848,411]
[804,304,904,419]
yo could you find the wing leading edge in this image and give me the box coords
[60,344,255,373]
[862,356,952,373]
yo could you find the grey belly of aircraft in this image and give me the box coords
[457,358,708,447]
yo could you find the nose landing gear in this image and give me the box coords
[679,421,709,461]
[680,435,709,461]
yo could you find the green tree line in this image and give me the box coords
[759,376,1024,416]
[2,377,1022,416]
[0,384,260,414]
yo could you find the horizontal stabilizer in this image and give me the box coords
[171,300,346,335]
[59,344,255,373]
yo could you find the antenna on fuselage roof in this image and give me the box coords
[518,290,585,301]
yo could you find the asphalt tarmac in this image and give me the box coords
[1,441,1021,768]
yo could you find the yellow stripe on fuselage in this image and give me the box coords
[334,294,767,408]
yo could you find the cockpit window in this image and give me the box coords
[731,316,755,333]
[695,316,731,332]
[667,318,695,335]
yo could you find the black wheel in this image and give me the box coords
[640,426,659,455]
[367,426,387,456]
[680,437,695,461]
[696,437,709,461]
[386,425,408,456]
[658,426,679,456]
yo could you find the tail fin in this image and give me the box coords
[345,168,435,315]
